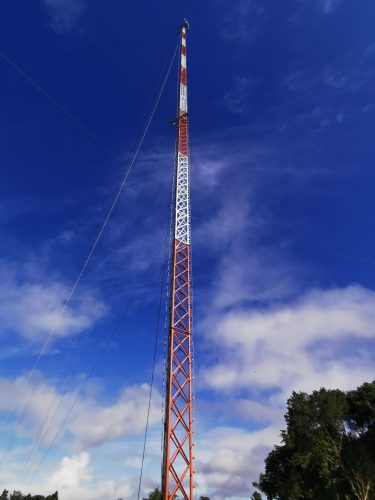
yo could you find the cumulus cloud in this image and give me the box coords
[1,451,135,500]
[47,452,91,491]
[196,426,279,499]
[193,286,375,496]
[0,377,160,499]
[43,0,86,34]
[0,376,161,448]
[69,384,161,448]
[0,262,107,343]
[201,285,375,394]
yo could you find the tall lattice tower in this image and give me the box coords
[162,20,194,500]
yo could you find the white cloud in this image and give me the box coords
[193,195,254,250]
[0,376,161,449]
[43,0,86,34]
[192,155,232,191]
[1,451,135,500]
[0,263,107,342]
[47,452,91,491]
[211,246,299,310]
[42,452,135,499]
[196,426,279,499]
[69,384,161,448]
[201,285,375,394]
[193,285,375,497]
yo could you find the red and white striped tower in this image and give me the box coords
[162,20,194,500]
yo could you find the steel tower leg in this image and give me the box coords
[162,20,194,500]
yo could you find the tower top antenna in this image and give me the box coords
[180,19,189,31]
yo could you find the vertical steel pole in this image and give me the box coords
[162,20,194,500]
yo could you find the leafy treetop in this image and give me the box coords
[1,492,58,500]
[252,381,375,500]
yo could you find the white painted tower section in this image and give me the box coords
[174,27,190,245]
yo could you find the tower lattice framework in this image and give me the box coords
[162,20,194,500]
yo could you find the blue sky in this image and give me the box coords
[0,0,375,498]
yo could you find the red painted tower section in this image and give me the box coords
[162,20,194,500]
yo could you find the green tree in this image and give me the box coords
[254,381,375,500]
[147,488,162,500]
[10,493,23,500]
[342,382,375,499]
[2,492,58,500]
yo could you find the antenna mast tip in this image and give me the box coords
[180,19,190,31]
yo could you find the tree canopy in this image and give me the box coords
[145,488,162,500]
[252,381,375,499]
[1,492,58,500]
